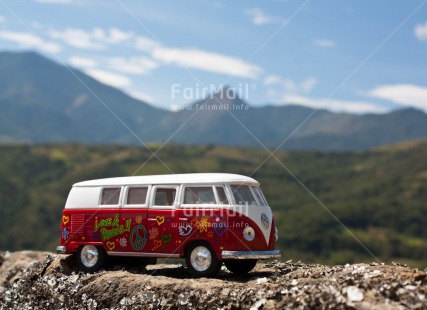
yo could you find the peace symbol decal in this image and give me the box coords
[130,225,148,250]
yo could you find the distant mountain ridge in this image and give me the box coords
[1,51,427,150]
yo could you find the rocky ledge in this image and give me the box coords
[0,251,426,309]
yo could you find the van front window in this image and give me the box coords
[216,186,229,205]
[252,186,268,206]
[230,185,258,206]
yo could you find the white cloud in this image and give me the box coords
[69,55,158,75]
[414,22,427,42]
[128,90,154,103]
[0,16,6,23]
[47,26,259,79]
[107,56,158,75]
[48,27,135,50]
[312,38,335,48]
[367,84,427,112]
[0,30,61,53]
[34,0,73,3]
[265,75,318,94]
[49,28,103,49]
[300,77,318,93]
[135,36,161,51]
[264,75,282,86]
[108,28,134,44]
[282,78,297,93]
[245,8,283,25]
[85,69,132,88]
[48,26,161,53]
[282,95,389,114]
[152,47,262,79]
[68,56,97,68]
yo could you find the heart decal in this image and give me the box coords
[161,234,172,244]
[213,223,227,237]
[190,217,198,227]
[178,225,192,236]
[107,241,115,251]
[156,216,165,226]
[62,215,70,225]
[154,239,162,248]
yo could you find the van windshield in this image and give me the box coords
[230,185,258,206]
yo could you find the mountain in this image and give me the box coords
[2,51,427,150]
[0,51,167,144]
[155,95,427,150]
[1,142,427,267]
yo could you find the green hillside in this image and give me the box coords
[0,142,426,268]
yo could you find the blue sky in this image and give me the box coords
[0,0,427,113]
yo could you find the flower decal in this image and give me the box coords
[61,227,69,240]
[119,237,127,247]
[135,215,143,224]
[197,216,211,233]
[149,227,159,240]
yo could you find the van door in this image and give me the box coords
[146,185,179,255]
[121,186,150,253]
[93,186,124,253]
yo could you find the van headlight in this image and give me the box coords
[243,226,255,241]
[275,226,279,241]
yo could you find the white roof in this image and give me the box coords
[73,173,259,187]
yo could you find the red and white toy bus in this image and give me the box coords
[57,173,280,277]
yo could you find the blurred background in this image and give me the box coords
[0,0,426,268]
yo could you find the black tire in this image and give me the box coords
[185,242,222,277]
[224,259,257,275]
[76,245,107,273]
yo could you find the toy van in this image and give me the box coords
[57,173,280,277]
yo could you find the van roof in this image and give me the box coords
[73,173,259,187]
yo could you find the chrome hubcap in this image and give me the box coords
[81,245,99,268]
[190,246,212,272]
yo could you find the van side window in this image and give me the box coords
[184,187,216,204]
[101,187,121,205]
[127,187,148,205]
[154,188,176,206]
[216,186,229,205]
[230,185,258,206]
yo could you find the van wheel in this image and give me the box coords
[76,245,107,273]
[225,259,257,275]
[185,242,221,277]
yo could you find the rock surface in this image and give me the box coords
[0,251,426,309]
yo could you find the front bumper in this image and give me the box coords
[56,246,66,254]
[221,250,281,260]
